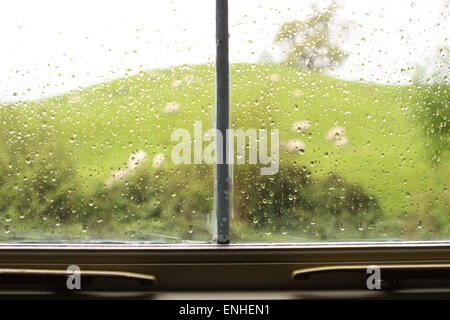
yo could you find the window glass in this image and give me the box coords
[229,0,449,242]
[0,0,215,242]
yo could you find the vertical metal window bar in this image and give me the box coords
[215,0,230,244]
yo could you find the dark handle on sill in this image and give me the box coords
[0,268,156,291]
[292,264,450,281]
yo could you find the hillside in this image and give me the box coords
[0,63,448,242]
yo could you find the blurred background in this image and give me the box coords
[0,0,448,243]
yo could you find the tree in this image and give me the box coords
[414,47,450,85]
[413,47,449,163]
[273,3,349,71]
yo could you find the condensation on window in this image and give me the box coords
[0,0,215,242]
[229,0,449,242]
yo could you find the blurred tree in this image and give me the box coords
[414,47,450,84]
[413,47,449,163]
[273,2,349,71]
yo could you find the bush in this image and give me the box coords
[414,83,449,162]
[234,161,382,240]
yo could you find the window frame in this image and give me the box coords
[215,0,230,244]
[1,242,450,294]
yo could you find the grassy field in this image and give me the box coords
[0,63,448,242]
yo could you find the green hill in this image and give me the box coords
[0,63,448,242]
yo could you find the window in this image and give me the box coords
[0,0,216,243]
[229,0,449,243]
[0,0,449,299]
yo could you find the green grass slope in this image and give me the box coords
[0,63,448,242]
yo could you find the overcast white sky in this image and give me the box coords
[0,0,448,103]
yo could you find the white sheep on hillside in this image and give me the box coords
[128,150,147,170]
